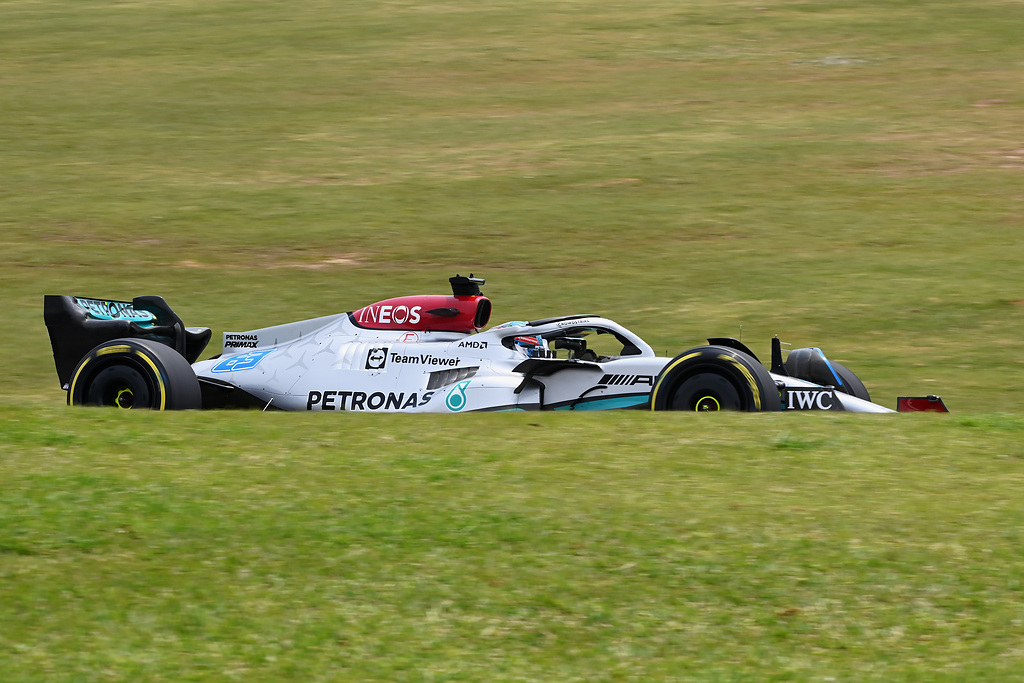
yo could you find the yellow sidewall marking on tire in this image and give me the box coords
[649,352,702,410]
[133,349,166,410]
[718,353,761,411]
[98,345,131,356]
[69,356,93,404]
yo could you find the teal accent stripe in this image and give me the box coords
[812,347,844,387]
[554,395,649,411]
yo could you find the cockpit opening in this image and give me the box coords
[502,326,642,361]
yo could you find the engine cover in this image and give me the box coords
[350,295,491,333]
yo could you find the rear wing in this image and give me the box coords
[43,295,211,388]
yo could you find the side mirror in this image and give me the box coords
[554,338,586,352]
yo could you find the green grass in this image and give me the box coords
[2,0,1024,679]
[3,409,1024,681]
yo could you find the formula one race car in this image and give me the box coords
[44,275,948,413]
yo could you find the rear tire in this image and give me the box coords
[651,345,781,412]
[69,338,201,410]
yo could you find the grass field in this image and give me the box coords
[2,0,1023,679]
[4,410,1024,681]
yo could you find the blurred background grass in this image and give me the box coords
[2,0,1022,409]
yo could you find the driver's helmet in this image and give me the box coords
[514,335,545,357]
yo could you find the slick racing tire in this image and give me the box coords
[68,338,202,410]
[830,361,870,402]
[785,347,871,402]
[650,345,781,412]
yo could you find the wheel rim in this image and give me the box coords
[86,364,155,409]
[694,395,721,412]
[671,372,742,411]
[114,386,135,409]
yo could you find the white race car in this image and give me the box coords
[44,275,947,413]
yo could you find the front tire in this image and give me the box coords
[651,345,781,412]
[830,361,870,402]
[69,338,201,410]
[785,347,870,401]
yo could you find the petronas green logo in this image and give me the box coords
[446,381,471,412]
